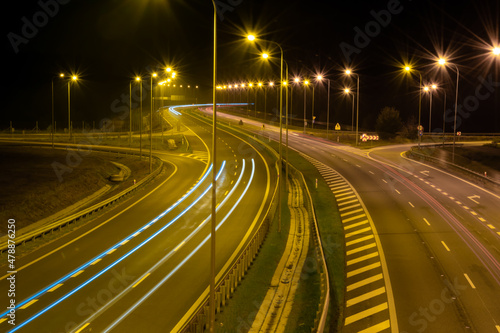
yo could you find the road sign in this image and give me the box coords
[417,125,424,131]
[457,131,461,136]
[335,123,341,131]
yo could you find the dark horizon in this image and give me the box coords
[3,0,500,133]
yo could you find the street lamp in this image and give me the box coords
[247,34,284,232]
[344,87,355,133]
[493,47,500,56]
[437,58,460,163]
[303,80,309,134]
[345,69,360,145]
[404,65,423,148]
[135,77,143,160]
[209,2,218,331]
[67,74,78,140]
[149,72,157,173]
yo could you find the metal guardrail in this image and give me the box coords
[406,146,500,187]
[176,112,280,332]
[0,145,164,253]
[288,163,331,333]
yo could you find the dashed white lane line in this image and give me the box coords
[71,270,84,278]
[464,273,476,289]
[48,284,63,292]
[408,202,415,208]
[441,241,451,252]
[19,299,38,309]
[395,189,401,195]
[423,218,431,226]
[132,273,151,288]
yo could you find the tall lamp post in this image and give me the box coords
[344,88,355,132]
[149,72,157,173]
[67,75,78,141]
[303,80,309,134]
[437,58,459,163]
[345,69,359,145]
[247,34,284,233]
[404,66,423,148]
[210,1,217,332]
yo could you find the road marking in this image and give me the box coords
[487,224,496,229]
[75,323,90,333]
[347,273,383,292]
[347,287,386,307]
[224,190,229,196]
[90,258,102,265]
[455,201,462,205]
[339,203,361,212]
[335,192,354,198]
[467,195,481,204]
[356,164,361,168]
[478,217,486,222]
[423,218,430,226]
[496,325,500,333]
[442,192,448,195]
[441,241,450,252]
[19,299,38,309]
[382,179,387,184]
[142,224,151,230]
[121,239,130,245]
[436,188,442,192]
[497,232,500,236]
[344,220,369,230]
[463,206,470,210]
[471,211,478,216]
[174,241,185,252]
[338,199,359,206]
[341,209,364,217]
[346,242,376,256]
[358,320,390,333]
[346,235,374,247]
[48,283,63,292]
[71,270,84,278]
[345,227,372,238]
[346,262,381,278]
[332,184,350,191]
[132,232,141,237]
[337,195,356,201]
[334,188,352,194]
[369,171,375,175]
[132,273,151,288]
[395,189,401,195]
[408,202,415,208]
[0,318,7,324]
[464,273,476,289]
[347,252,379,266]
[344,302,388,325]
[107,248,117,255]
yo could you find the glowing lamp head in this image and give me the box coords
[72,75,77,81]
[294,78,300,83]
[59,73,65,77]
[166,67,172,72]
[258,82,262,87]
[304,80,309,85]
[423,86,429,92]
[345,69,351,75]
[317,75,323,80]
[493,47,500,56]
[404,66,411,72]
[262,53,269,59]
[135,77,141,81]
[438,58,446,66]
[431,84,437,89]
[247,35,256,41]
[152,73,157,77]
[269,82,274,86]
[344,88,350,93]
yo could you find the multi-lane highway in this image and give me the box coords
[0,106,276,332]
[207,107,500,333]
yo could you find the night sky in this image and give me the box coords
[3,0,500,133]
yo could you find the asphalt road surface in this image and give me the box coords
[208,107,500,333]
[0,106,276,333]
